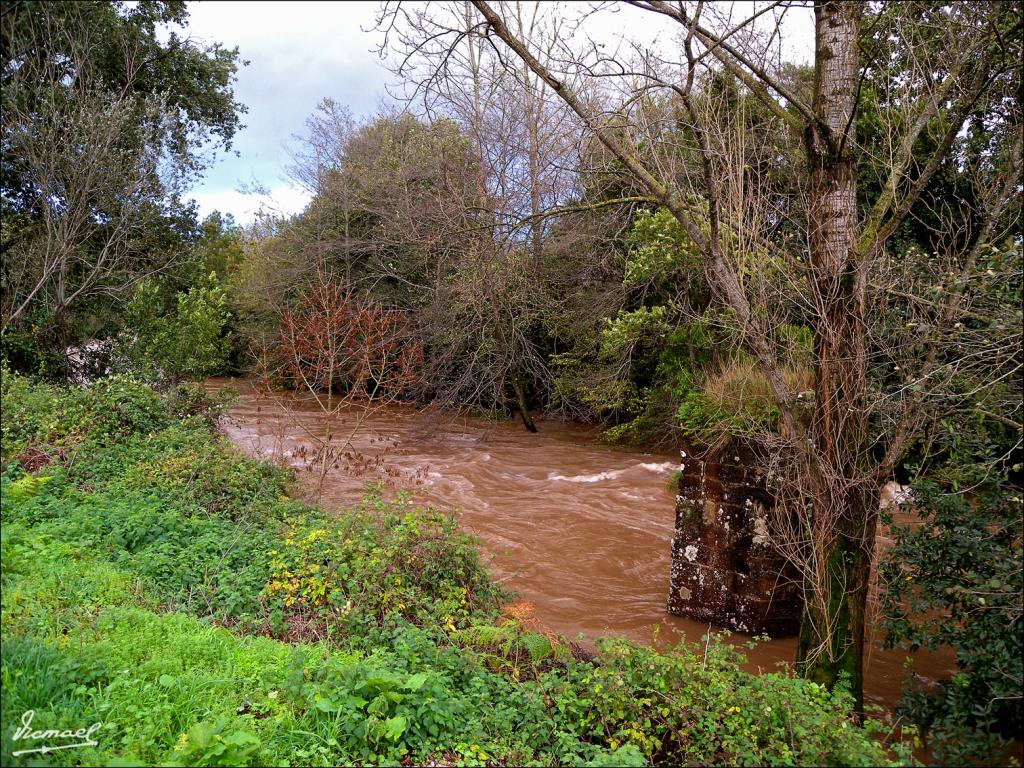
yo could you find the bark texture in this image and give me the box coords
[795,0,876,711]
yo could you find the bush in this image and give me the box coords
[167,381,237,426]
[533,636,896,766]
[0,371,170,465]
[882,479,1023,765]
[117,274,233,383]
[261,498,506,643]
[1,374,899,766]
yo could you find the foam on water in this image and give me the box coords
[548,461,676,483]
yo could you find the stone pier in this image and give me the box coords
[667,445,802,636]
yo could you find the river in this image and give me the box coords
[210,377,955,711]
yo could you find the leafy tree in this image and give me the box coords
[195,212,246,281]
[0,0,245,372]
[238,110,481,314]
[882,478,1022,765]
[118,274,233,383]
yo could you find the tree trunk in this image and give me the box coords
[796,484,879,711]
[512,377,538,433]
[796,0,875,713]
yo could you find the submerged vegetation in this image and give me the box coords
[1,375,901,766]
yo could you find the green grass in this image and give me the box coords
[0,371,903,766]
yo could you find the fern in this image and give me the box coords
[452,623,515,650]
[454,622,569,667]
[3,474,54,504]
[520,632,553,665]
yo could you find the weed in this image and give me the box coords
[0,373,899,766]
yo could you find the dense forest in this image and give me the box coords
[1,1,1021,766]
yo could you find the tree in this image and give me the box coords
[253,268,421,500]
[195,212,245,281]
[882,478,1022,763]
[118,273,233,384]
[379,2,590,429]
[379,0,1022,710]
[253,105,557,429]
[0,0,245,368]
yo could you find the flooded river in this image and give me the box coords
[210,378,954,711]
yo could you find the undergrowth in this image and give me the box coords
[0,371,903,766]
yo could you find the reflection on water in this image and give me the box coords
[209,377,955,711]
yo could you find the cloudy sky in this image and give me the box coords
[178,1,813,223]
[180,1,389,222]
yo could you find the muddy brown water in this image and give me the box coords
[209,378,955,712]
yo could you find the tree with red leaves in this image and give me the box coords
[254,268,422,498]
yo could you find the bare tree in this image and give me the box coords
[378,1,587,430]
[253,266,421,500]
[1,3,191,332]
[377,0,1022,709]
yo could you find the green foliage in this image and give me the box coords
[600,305,669,358]
[261,498,506,640]
[82,375,173,437]
[166,381,238,426]
[624,208,702,287]
[871,236,1022,763]
[601,385,680,445]
[453,618,571,672]
[882,479,1022,765]
[1,474,53,505]
[1,374,897,766]
[570,311,703,445]
[119,274,233,382]
[170,720,261,767]
[0,370,170,464]
[1,1,244,190]
[676,363,776,439]
[531,636,896,766]
[0,320,72,380]
[584,310,805,447]
[674,350,814,443]
[194,212,246,281]
[1,1,245,366]
[1,470,278,624]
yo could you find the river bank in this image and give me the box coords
[210,377,955,713]
[1,372,902,766]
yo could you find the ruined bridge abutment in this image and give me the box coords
[668,445,802,636]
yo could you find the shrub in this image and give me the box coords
[79,375,171,438]
[0,372,169,458]
[1,371,64,462]
[167,381,237,426]
[882,479,1023,765]
[261,496,506,642]
[534,636,895,767]
[118,274,233,383]
[111,425,291,520]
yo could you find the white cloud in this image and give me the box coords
[187,184,311,222]
[179,1,814,223]
[181,1,390,222]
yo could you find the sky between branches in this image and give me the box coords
[179,0,814,223]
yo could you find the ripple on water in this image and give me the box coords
[208,377,957,711]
